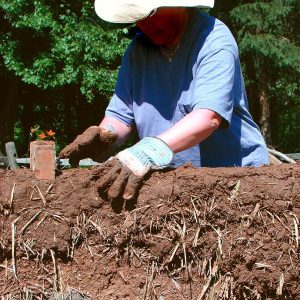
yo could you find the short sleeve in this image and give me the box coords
[105,46,135,126]
[193,49,236,126]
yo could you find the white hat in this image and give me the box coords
[94,0,214,23]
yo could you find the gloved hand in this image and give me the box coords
[59,125,118,167]
[95,137,174,200]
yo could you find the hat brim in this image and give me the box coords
[94,0,214,23]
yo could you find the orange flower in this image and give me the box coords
[38,133,47,139]
[46,129,55,137]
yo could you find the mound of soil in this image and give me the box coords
[0,162,299,299]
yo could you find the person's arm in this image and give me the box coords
[157,108,222,153]
[100,116,133,145]
[95,109,221,200]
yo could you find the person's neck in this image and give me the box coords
[162,9,190,49]
[163,42,180,51]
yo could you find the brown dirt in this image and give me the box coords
[0,162,299,299]
[58,126,118,166]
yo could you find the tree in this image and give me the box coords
[0,61,20,155]
[227,0,300,150]
[0,0,129,154]
[0,0,129,97]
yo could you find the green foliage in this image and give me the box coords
[227,0,300,151]
[270,80,300,152]
[0,0,129,101]
[230,1,300,70]
[0,0,131,154]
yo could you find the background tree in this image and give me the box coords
[214,0,300,151]
[0,0,129,155]
[0,61,20,155]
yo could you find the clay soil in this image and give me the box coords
[0,163,300,299]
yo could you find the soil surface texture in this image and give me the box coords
[0,162,299,299]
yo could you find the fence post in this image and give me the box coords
[5,142,19,170]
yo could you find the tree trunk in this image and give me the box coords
[0,70,19,155]
[64,85,77,141]
[19,85,40,156]
[259,86,272,145]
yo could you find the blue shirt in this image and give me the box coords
[105,10,269,167]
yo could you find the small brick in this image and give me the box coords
[30,141,56,180]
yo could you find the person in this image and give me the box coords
[59,0,269,200]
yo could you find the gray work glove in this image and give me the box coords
[94,137,174,200]
[59,126,118,167]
